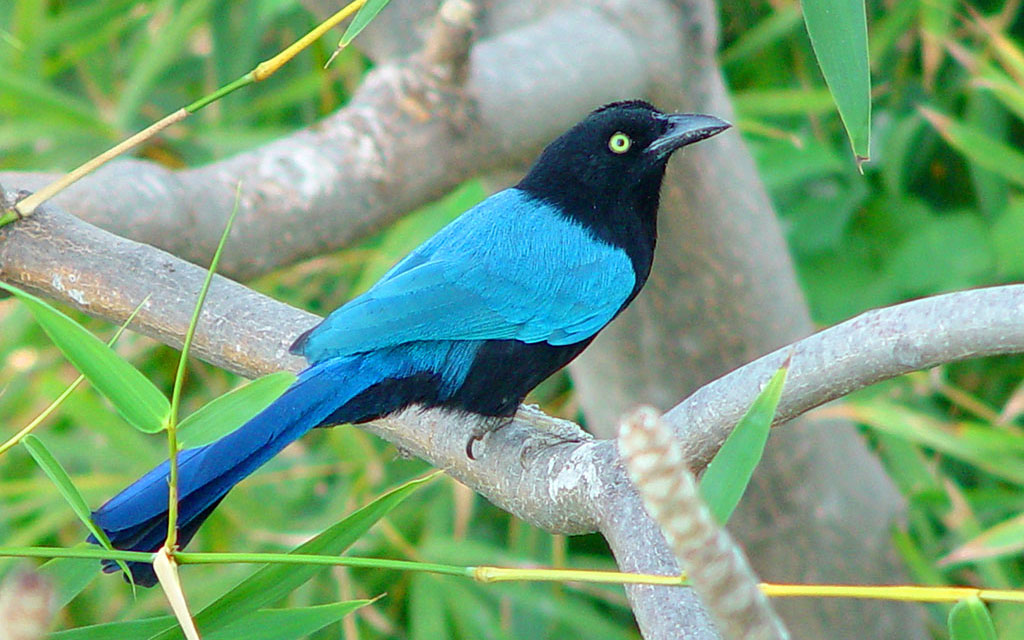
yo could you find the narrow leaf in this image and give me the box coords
[38,556,98,608]
[700,361,788,524]
[948,596,997,640]
[801,0,872,160]
[178,371,297,449]
[0,282,169,433]
[338,0,391,47]
[147,473,437,640]
[920,106,1024,189]
[21,435,133,579]
[23,435,104,537]
[208,601,370,640]
[52,602,369,640]
[941,512,1024,566]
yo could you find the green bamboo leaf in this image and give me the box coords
[178,371,297,449]
[22,435,101,536]
[21,435,132,579]
[410,574,452,640]
[920,106,1024,189]
[51,601,369,640]
[38,556,98,608]
[338,0,392,48]
[801,0,872,160]
[148,473,437,640]
[700,362,788,524]
[845,400,1024,485]
[948,596,997,640]
[720,6,802,67]
[941,512,1024,566]
[52,617,171,640]
[208,601,369,640]
[0,282,169,433]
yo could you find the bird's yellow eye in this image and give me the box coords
[608,132,632,154]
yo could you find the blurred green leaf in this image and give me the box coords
[38,556,98,608]
[948,596,997,640]
[920,106,1024,189]
[720,6,802,67]
[21,435,130,578]
[22,435,104,536]
[52,601,368,640]
[339,0,392,48]
[942,512,1024,566]
[0,282,169,433]
[873,433,947,508]
[208,601,369,640]
[883,215,994,295]
[410,574,451,640]
[801,0,871,159]
[846,400,1024,485]
[115,0,215,128]
[700,363,787,524]
[733,88,837,117]
[148,473,436,640]
[178,371,297,449]
[992,198,1024,278]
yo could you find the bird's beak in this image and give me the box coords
[646,113,731,157]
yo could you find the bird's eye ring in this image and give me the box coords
[608,132,632,154]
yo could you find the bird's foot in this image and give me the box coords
[465,415,514,460]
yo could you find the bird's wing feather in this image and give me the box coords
[298,189,635,363]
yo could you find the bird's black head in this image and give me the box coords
[518,100,729,284]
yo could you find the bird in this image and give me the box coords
[89,100,730,586]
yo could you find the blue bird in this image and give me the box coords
[90,100,729,586]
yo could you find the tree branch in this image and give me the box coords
[5,187,1024,637]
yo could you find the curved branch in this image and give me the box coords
[4,186,1023,636]
[665,285,1024,472]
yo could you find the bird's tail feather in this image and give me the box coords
[90,359,355,586]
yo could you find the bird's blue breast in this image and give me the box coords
[296,188,637,364]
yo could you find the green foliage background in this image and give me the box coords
[2,0,1024,638]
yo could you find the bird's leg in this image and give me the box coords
[465,415,514,460]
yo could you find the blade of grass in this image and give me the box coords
[165,183,242,549]
[720,5,802,67]
[207,600,372,640]
[338,0,390,47]
[20,435,133,581]
[801,0,872,161]
[941,512,1024,566]
[51,601,371,640]
[148,472,439,640]
[0,282,168,433]
[0,295,150,456]
[920,105,1024,189]
[700,359,788,524]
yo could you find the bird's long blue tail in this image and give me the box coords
[90,359,357,587]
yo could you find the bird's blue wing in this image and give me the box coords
[297,189,635,363]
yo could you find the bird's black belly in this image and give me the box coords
[324,338,592,426]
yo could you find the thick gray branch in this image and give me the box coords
[4,192,1023,637]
